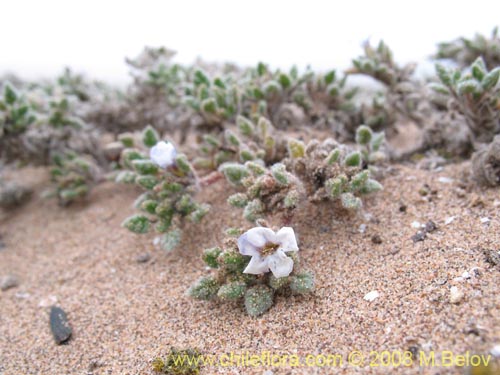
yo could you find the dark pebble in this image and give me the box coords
[424,220,438,233]
[399,204,407,213]
[411,231,426,243]
[371,234,383,244]
[50,306,72,344]
[0,275,19,291]
[136,253,151,263]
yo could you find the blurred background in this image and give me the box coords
[1,0,499,83]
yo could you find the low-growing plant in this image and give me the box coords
[222,161,304,223]
[432,57,500,144]
[49,152,97,206]
[188,226,314,317]
[120,126,210,251]
[348,40,430,136]
[435,27,500,70]
[193,115,287,170]
[284,136,383,210]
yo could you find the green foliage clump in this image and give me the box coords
[222,161,304,223]
[348,40,429,134]
[284,136,383,210]
[119,126,209,251]
[0,82,36,137]
[49,152,97,206]
[188,233,314,317]
[432,57,500,144]
[193,115,287,170]
[435,27,500,70]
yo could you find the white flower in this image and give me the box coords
[237,226,299,278]
[150,141,177,169]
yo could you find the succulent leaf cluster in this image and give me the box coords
[432,57,500,144]
[222,161,304,223]
[194,115,286,170]
[119,126,210,251]
[435,27,500,70]
[188,232,314,317]
[284,136,383,210]
[50,152,97,205]
[349,40,430,134]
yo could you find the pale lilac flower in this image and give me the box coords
[150,141,176,169]
[237,227,298,278]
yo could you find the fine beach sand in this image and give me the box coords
[0,161,499,374]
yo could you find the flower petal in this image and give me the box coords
[237,233,260,256]
[276,227,299,252]
[268,250,294,278]
[243,227,277,248]
[150,141,177,169]
[243,254,269,275]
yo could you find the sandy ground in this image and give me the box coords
[0,162,499,375]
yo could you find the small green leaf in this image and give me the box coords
[4,83,18,105]
[236,115,255,137]
[471,57,486,81]
[142,125,160,148]
[202,247,222,268]
[228,193,248,208]
[219,163,250,186]
[324,70,336,85]
[122,215,150,234]
[340,192,362,210]
[287,139,305,158]
[270,163,289,186]
[201,98,217,114]
[436,64,452,86]
[132,160,159,175]
[136,175,158,189]
[217,282,247,300]
[278,73,291,89]
[355,125,373,145]
[289,272,315,294]
[343,151,362,167]
[244,285,274,317]
[482,67,500,90]
[188,276,219,300]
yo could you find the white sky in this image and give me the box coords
[1,0,499,83]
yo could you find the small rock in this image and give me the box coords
[371,234,383,244]
[491,345,500,358]
[103,141,125,161]
[135,253,151,263]
[411,221,422,229]
[424,220,437,233]
[0,182,32,209]
[1,275,19,291]
[438,176,453,184]
[411,231,426,243]
[483,249,500,267]
[449,286,464,304]
[480,217,491,224]
[364,290,379,302]
[444,216,455,225]
[39,295,58,307]
[50,306,72,344]
[15,291,30,299]
[399,204,407,213]
[358,224,367,233]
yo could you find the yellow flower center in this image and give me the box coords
[260,242,280,257]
